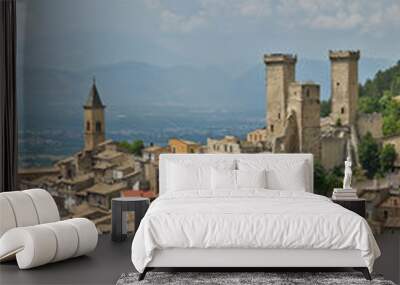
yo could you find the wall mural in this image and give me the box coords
[16,0,400,250]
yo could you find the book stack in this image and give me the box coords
[332,188,358,200]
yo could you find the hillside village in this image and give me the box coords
[19,50,400,235]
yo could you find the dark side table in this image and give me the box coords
[111,197,150,242]
[332,198,366,218]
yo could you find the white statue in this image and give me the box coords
[343,155,352,189]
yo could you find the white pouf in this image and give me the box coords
[0,189,98,269]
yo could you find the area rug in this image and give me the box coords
[116,271,395,285]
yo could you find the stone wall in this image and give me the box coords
[357,112,383,139]
[321,136,347,170]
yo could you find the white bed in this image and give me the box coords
[131,154,380,280]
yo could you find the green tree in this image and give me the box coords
[358,132,380,178]
[130,140,145,156]
[358,61,400,137]
[314,162,328,196]
[118,140,144,156]
[380,144,397,173]
[358,96,380,114]
[314,162,342,197]
[320,99,331,117]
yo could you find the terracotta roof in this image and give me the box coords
[18,167,60,175]
[384,217,400,228]
[86,182,128,195]
[378,196,400,209]
[97,139,114,147]
[122,190,157,199]
[121,170,141,179]
[61,173,93,185]
[170,138,199,146]
[84,80,105,109]
[143,145,168,153]
[95,150,124,160]
[181,139,199,145]
[115,164,134,171]
[93,161,114,170]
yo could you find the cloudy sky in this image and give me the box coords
[17,0,400,70]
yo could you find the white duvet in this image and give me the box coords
[131,190,380,273]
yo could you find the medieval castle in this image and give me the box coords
[249,50,383,170]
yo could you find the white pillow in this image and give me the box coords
[168,162,210,191]
[211,168,236,190]
[166,159,236,192]
[238,159,308,191]
[236,169,267,189]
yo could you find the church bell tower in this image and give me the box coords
[83,78,105,150]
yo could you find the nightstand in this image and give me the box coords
[332,198,366,218]
[111,197,150,242]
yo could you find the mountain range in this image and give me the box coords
[18,57,394,130]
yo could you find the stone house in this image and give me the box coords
[247,128,267,143]
[377,195,400,222]
[169,138,202,153]
[207,136,241,153]
[85,182,129,210]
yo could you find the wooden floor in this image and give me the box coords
[0,234,134,285]
[1,233,398,285]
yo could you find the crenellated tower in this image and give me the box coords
[263,54,297,139]
[329,50,360,126]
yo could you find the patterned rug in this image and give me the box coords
[116,271,396,285]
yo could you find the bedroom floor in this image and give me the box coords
[0,234,398,285]
[0,234,134,285]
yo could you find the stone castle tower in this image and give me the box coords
[264,53,321,161]
[83,78,106,150]
[329,50,360,126]
[288,82,321,160]
[264,54,297,139]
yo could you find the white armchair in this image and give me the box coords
[0,189,98,269]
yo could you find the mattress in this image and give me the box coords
[131,190,380,273]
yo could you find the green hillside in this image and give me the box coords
[359,60,400,136]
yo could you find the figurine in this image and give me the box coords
[343,155,352,190]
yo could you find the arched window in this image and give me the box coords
[270,124,274,132]
[341,107,345,114]
[278,113,281,119]
[96,121,102,132]
[86,121,90,131]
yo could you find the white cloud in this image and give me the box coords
[291,0,400,32]
[143,0,162,9]
[307,12,363,30]
[160,10,207,33]
[142,0,400,34]
[237,0,272,17]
